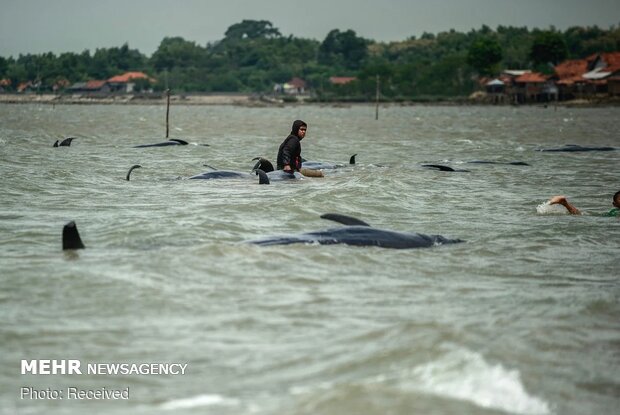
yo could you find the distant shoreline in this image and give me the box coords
[0,93,257,106]
[1,93,619,108]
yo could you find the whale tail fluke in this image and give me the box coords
[63,221,85,250]
[61,137,74,146]
[251,157,275,173]
[255,169,270,185]
[126,164,142,181]
[320,213,371,227]
[53,137,74,147]
[349,154,357,165]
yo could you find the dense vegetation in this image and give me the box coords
[1,20,618,100]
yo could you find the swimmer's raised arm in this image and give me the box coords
[549,195,581,215]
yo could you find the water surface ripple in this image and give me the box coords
[1,104,619,415]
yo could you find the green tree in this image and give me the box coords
[318,29,368,70]
[467,37,503,76]
[224,20,281,40]
[529,31,568,65]
[0,56,8,77]
[151,37,206,71]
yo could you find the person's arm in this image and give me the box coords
[549,195,581,215]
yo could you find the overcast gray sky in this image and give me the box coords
[1,0,618,58]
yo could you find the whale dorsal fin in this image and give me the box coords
[63,221,85,250]
[170,139,189,145]
[320,213,370,227]
[349,154,357,164]
[255,169,270,185]
[125,164,142,181]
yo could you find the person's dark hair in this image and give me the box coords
[291,120,307,137]
[613,190,620,203]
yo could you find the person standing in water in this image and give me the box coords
[548,191,620,216]
[277,120,307,173]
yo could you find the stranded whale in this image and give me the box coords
[125,163,271,184]
[422,164,470,172]
[466,160,530,166]
[249,214,463,249]
[189,158,292,184]
[253,154,357,172]
[133,139,191,148]
[536,144,616,152]
[62,213,462,251]
[422,160,530,172]
[301,154,357,170]
[191,169,271,184]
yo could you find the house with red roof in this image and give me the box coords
[283,77,306,95]
[273,77,308,96]
[17,81,34,93]
[512,72,558,103]
[553,52,620,98]
[52,78,71,92]
[329,76,357,85]
[68,79,110,94]
[107,72,155,93]
[0,78,11,92]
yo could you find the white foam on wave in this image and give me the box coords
[410,346,551,415]
[536,200,567,215]
[160,394,238,410]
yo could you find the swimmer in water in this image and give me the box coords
[548,191,620,216]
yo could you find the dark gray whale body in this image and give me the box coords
[537,144,616,152]
[189,169,294,184]
[302,154,357,170]
[124,159,274,183]
[190,170,253,180]
[422,164,470,172]
[61,214,462,251]
[467,160,530,166]
[422,160,530,172]
[250,214,463,249]
[133,139,190,148]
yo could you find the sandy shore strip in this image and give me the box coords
[0,93,261,106]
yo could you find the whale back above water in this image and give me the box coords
[301,154,357,170]
[190,170,252,180]
[422,164,470,172]
[133,139,189,148]
[191,168,271,184]
[250,214,463,249]
[537,144,616,152]
[467,160,530,166]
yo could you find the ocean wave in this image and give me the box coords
[410,345,551,415]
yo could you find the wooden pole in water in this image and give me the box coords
[375,75,380,120]
[165,89,170,138]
